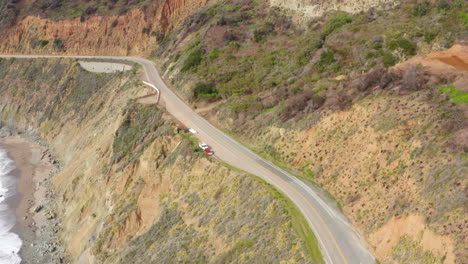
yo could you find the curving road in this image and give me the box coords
[1,55,375,264]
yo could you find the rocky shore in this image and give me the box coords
[0,125,69,264]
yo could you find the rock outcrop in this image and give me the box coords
[0,0,212,55]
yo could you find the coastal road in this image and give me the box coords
[0,55,375,264]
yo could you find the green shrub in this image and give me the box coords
[297,51,311,66]
[320,13,352,40]
[215,239,255,262]
[373,43,383,50]
[39,40,49,47]
[423,29,439,43]
[387,39,417,56]
[458,11,468,27]
[437,0,451,10]
[316,51,336,71]
[208,49,222,60]
[410,147,422,160]
[411,1,431,17]
[193,82,217,98]
[439,85,468,104]
[53,38,64,50]
[253,22,274,42]
[182,47,204,72]
[224,4,240,12]
[382,52,397,67]
[151,31,165,43]
[366,51,377,58]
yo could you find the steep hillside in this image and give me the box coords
[0,58,320,263]
[0,0,416,55]
[0,0,466,263]
[150,1,467,263]
[156,0,466,99]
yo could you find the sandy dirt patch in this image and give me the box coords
[136,93,159,104]
[369,214,455,264]
[396,44,468,73]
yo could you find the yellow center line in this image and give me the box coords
[144,64,349,263]
[244,155,349,264]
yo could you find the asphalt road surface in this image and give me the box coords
[0,55,375,264]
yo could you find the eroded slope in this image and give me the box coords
[0,58,318,263]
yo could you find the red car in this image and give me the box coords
[204,148,214,156]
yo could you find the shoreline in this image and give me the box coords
[0,136,61,263]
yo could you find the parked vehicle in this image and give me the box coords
[204,148,214,156]
[188,128,197,134]
[199,143,209,150]
[199,142,214,155]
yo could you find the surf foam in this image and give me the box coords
[0,148,21,264]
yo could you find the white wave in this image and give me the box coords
[0,148,22,264]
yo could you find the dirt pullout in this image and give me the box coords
[78,61,132,73]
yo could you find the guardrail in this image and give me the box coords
[142,81,160,104]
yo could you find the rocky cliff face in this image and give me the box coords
[0,0,212,55]
[0,58,316,263]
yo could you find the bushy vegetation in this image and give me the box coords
[315,50,337,72]
[53,38,64,50]
[39,39,49,47]
[193,82,217,99]
[158,0,467,124]
[112,102,171,168]
[319,12,352,40]
[439,85,468,104]
[390,236,438,263]
[181,47,204,72]
[253,22,274,43]
[59,69,116,121]
[387,38,417,56]
[154,4,468,262]
[411,1,432,17]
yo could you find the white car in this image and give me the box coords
[199,143,209,150]
[188,128,197,134]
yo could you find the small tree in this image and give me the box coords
[193,82,217,98]
[53,38,64,50]
[182,48,204,72]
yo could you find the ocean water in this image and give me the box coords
[0,148,21,264]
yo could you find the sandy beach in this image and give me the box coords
[0,136,54,263]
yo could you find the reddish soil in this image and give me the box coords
[433,56,468,71]
[396,44,468,73]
